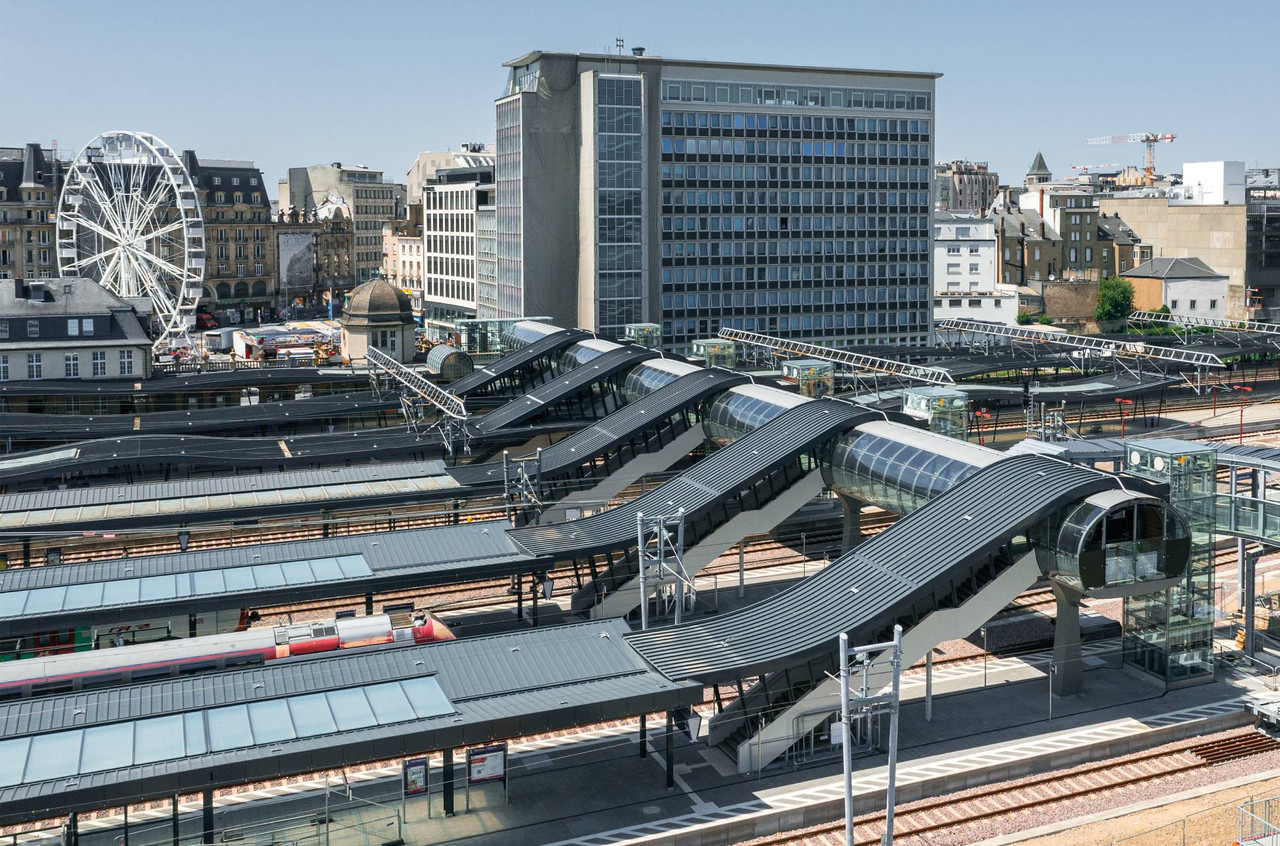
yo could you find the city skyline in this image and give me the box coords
[3,0,1274,190]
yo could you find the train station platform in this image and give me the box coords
[0,460,464,534]
[52,647,1272,846]
[0,391,396,442]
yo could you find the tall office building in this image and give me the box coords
[495,50,939,349]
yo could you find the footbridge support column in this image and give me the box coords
[833,492,864,551]
[1051,580,1084,697]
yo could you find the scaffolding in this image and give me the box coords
[636,510,692,629]
[365,346,471,455]
[717,328,955,387]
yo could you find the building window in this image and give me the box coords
[232,177,240,186]
[956,227,971,237]
[67,318,79,336]
[1189,299,1197,310]
[1069,247,1078,263]
[1085,248,1092,262]
[119,349,134,376]
[1210,299,1218,310]
[92,350,106,377]
[26,320,37,338]
[946,263,960,275]
[82,318,93,336]
[212,177,222,186]
[0,321,7,339]
[27,353,41,380]
[0,355,6,381]
[1034,247,1041,261]
[65,353,79,378]
[969,263,980,274]
[946,246,960,255]
[969,246,980,255]
[1171,299,1179,310]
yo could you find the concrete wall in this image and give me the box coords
[1166,276,1231,319]
[1099,197,1248,319]
[1041,278,1099,321]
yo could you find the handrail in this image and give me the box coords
[365,346,467,420]
[937,317,1224,368]
[1129,310,1280,338]
[717,328,956,386]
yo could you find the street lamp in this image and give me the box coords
[1114,397,1134,438]
[974,411,992,445]
[1233,385,1254,444]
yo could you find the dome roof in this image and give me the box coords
[341,278,413,327]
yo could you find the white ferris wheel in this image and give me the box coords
[56,130,206,349]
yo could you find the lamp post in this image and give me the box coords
[1114,397,1134,438]
[974,411,991,445]
[981,626,988,687]
[1233,385,1253,444]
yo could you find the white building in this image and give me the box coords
[420,172,494,337]
[281,163,403,286]
[1169,161,1246,206]
[0,277,153,382]
[932,212,1018,335]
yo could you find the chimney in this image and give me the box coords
[1019,221,1026,235]
[1039,221,1046,238]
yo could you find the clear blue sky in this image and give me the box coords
[2,0,1274,188]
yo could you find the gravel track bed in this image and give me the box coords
[736,728,1276,846]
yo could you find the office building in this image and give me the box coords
[495,49,939,350]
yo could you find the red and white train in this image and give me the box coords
[0,612,454,699]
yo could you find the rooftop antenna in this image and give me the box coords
[615,36,624,55]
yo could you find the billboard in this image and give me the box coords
[277,232,315,293]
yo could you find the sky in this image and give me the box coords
[2,0,1276,189]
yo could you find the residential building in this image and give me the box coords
[1123,257,1230,320]
[0,143,65,284]
[932,211,1017,331]
[382,203,423,304]
[932,160,998,213]
[406,145,494,204]
[186,152,275,319]
[0,277,152,382]
[992,200,1061,288]
[281,163,402,289]
[1099,162,1254,319]
[495,49,938,349]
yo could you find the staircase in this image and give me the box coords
[709,549,1044,774]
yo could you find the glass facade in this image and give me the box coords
[0,676,452,788]
[1052,497,1190,592]
[593,75,645,337]
[494,96,525,319]
[620,360,700,403]
[1122,441,1217,688]
[822,429,983,515]
[702,387,807,447]
[659,86,933,352]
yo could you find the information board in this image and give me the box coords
[403,757,429,796]
[467,743,507,785]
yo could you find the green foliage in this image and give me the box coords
[1155,304,1171,315]
[1036,314,1054,325]
[1095,276,1135,322]
[1016,311,1036,325]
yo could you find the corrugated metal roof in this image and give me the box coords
[447,328,591,396]
[449,368,748,487]
[472,345,659,434]
[510,400,877,558]
[0,619,700,823]
[626,454,1117,682]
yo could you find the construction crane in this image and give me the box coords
[1084,133,1176,187]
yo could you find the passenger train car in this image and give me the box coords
[0,612,453,699]
[0,608,252,661]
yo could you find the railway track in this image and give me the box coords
[746,729,1280,846]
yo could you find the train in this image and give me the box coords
[0,608,252,661]
[0,612,454,699]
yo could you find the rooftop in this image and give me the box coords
[503,50,941,80]
[1123,256,1224,280]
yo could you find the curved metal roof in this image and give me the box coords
[446,328,591,397]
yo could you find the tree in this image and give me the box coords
[1095,276,1135,322]
[1016,311,1036,325]
[1037,313,1054,325]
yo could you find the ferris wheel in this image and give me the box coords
[56,130,206,349]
